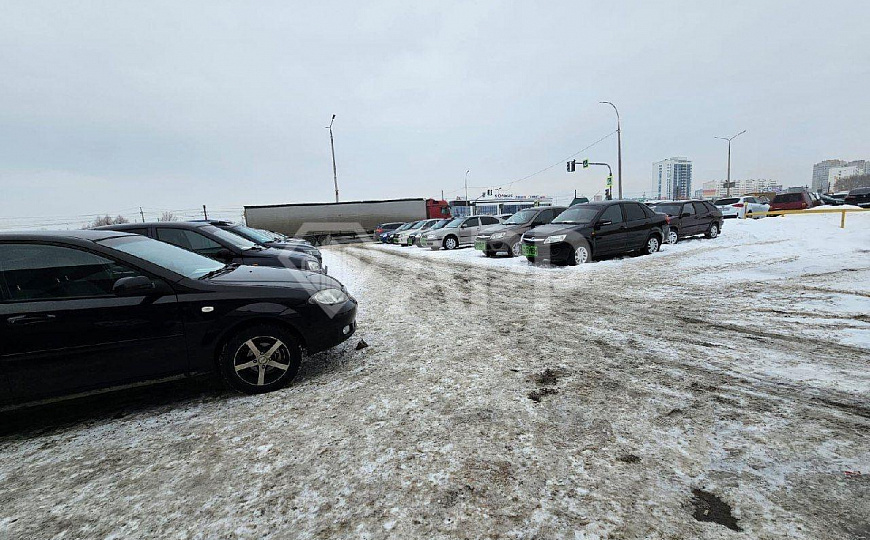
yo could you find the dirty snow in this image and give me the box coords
[1,212,868,539]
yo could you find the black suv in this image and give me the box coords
[648,200,723,244]
[191,220,322,263]
[99,222,324,273]
[521,201,668,265]
[474,206,567,257]
[0,231,357,407]
[845,187,870,208]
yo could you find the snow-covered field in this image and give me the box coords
[1,213,868,539]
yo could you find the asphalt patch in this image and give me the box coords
[691,488,741,532]
[528,388,558,402]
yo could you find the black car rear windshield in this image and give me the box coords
[551,206,601,224]
[652,203,683,216]
[504,209,538,224]
[99,235,224,279]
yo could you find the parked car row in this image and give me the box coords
[377,200,725,264]
[0,227,358,409]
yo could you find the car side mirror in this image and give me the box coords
[461,223,468,228]
[215,248,234,261]
[113,276,155,296]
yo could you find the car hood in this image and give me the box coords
[427,228,459,238]
[523,223,584,238]
[207,265,342,289]
[479,223,526,236]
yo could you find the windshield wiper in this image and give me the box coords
[199,263,240,280]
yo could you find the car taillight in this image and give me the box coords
[732,203,744,208]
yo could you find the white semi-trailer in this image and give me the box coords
[244,198,451,244]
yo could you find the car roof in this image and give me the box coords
[96,221,212,230]
[0,229,135,242]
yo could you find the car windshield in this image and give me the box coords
[231,225,275,244]
[551,206,600,224]
[716,198,739,205]
[203,226,259,250]
[395,223,413,231]
[444,218,464,228]
[652,203,683,216]
[409,221,425,228]
[99,235,224,279]
[504,209,537,224]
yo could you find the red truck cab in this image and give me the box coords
[426,199,451,218]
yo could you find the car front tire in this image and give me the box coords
[705,223,720,239]
[569,242,591,265]
[219,324,302,394]
[443,236,458,250]
[509,240,522,257]
[644,235,661,255]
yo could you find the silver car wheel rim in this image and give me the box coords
[711,225,719,238]
[445,238,457,249]
[512,241,521,255]
[648,238,659,253]
[575,246,588,264]
[667,231,678,244]
[233,336,291,386]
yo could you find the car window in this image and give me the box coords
[641,204,657,218]
[716,198,739,205]
[599,205,624,224]
[772,193,802,203]
[692,202,707,214]
[464,217,480,227]
[623,203,646,221]
[122,228,148,236]
[683,203,696,216]
[157,228,223,256]
[481,216,499,225]
[0,243,144,301]
[100,236,224,279]
[703,202,717,212]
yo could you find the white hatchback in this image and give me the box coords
[714,196,769,219]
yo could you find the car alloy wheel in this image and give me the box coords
[666,230,679,244]
[574,245,589,264]
[708,224,719,238]
[510,240,522,257]
[444,237,458,250]
[233,336,292,386]
[646,236,660,254]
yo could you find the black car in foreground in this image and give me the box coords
[192,220,323,263]
[648,200,723,244]
[0,231,357,408]
[100,222,324,273]
[475,206,567,257]
[521,201,669,265]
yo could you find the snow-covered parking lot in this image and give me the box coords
[2,213,869,539]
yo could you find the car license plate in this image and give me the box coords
[474,241,485,251]
[522,244,537,257]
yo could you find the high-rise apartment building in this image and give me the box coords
[652,157,693,199]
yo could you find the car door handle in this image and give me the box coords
[7,314,57,325]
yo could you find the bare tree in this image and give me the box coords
[159,211,177,222]
[834,173,870,192]
[87,214,130,228]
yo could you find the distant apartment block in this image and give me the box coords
[827,160,870,190]
[652,157,692,199]
[812,159,869,191]
[701,178,782,198]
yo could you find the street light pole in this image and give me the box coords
[464,170,470,216]
[327,115,339,203]
[600,101,622,199]
[715,130,746,197]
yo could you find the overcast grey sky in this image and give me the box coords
[1,0,868,225]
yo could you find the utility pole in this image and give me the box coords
[464,170,470,216]
[139,207,145,223]
[716,130,746,197]
[600,101,622,199]
[202,205,208,220]
[327,115,339,203]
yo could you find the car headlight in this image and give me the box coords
[306,260,322,272]
[544,234,567,244]
[491,232,506,239]
[309,288,349,305]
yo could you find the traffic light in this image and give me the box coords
[582,159,589,168]
[605,188,612,200]
[567,160,576,172]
